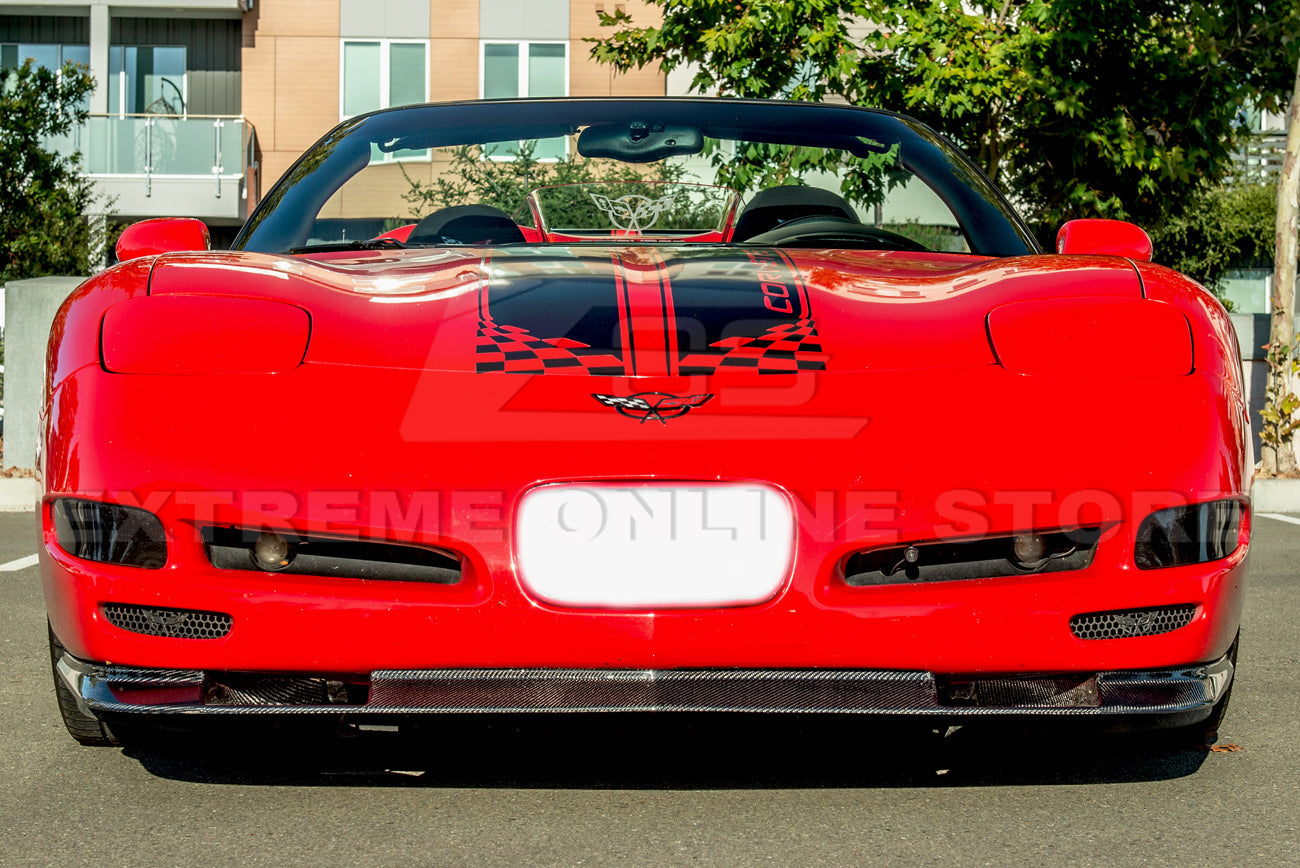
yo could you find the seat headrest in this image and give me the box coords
[408,204,526,246]
[731,186,858,242]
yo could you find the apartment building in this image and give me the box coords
[1,0,663,243]
[247,0,663,239]
[1,0,248,238]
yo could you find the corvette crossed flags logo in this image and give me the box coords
[592,392,714,424]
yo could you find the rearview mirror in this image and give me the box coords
[115,218,211,262]
[577,122,703,163]
[1056,219,1152,261]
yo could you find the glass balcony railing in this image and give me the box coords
[45,114,260,213]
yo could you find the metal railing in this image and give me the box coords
[1233,132,1287,182]
[46,113,259,205]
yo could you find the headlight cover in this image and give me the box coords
[51,498,168,569]
[1134,499,1242,570]
[100,295,310,375]
[986,297,1193,377]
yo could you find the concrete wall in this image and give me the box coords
[97,173,249,223]
[2,277,82,473]
[1232,313,1289,466]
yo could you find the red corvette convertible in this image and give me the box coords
[42,98,1249,746]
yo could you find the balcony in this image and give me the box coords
[1234,132,1287,182]
[47,114,260,224]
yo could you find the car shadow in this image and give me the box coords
[122,713,1211,788]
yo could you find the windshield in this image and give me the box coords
[234,99,1038,257]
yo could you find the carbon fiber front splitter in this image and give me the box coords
[56,653,1234,723]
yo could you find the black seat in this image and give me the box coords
[730,186,859,242]
[407,204,526,246]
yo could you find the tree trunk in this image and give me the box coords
[1264,59,1300,476]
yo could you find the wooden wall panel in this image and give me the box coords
[241,33,276,151]
[258,150,299,198]
[429,37,478,102]
[430,0,480,40]
[332,162,433,220]
[567,0,662,97]
[272,36,341,153]
[252,0,340,38]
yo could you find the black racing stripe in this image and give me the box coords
[617,255,637,376]
[658,263,673,375]
[667,248,809,356]
[774,247,813,314]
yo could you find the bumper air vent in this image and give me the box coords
[203,526,461,584]
[102,604,232,639]
[842,528,1100,586]
[939,674,1100,708]
[1069,605,1197,640]
[202,673,368,707]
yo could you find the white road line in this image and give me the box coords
[1258,513,1300,526]
[0,554,39,572]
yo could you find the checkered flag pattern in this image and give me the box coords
[476,319,626,375]
[679,318,828,375]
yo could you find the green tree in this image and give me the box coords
[590,0,1300,238]
[402,142,721,229]
[1,59,103,282]
[1150,182,1276,294]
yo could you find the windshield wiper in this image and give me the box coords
[289,238,406,254]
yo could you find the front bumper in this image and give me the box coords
[58,651,1233,724]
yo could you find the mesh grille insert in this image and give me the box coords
[102,604,232,640]
[1069,605,1196,640]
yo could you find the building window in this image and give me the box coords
[109,46,187,116]
[340,39,429,161]
[1,42,90,72]
[1,43,92,109]
[481,41,568,159]
[340,39,428,116]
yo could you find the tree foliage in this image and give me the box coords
[0,59,108,282]
[590,0,1300,237]
[1150,182,1275,293]
[1261,336,1300,471]
[402,143,720,229]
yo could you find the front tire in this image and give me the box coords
[48,624,120,746]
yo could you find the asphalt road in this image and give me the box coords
[2,510,1298,867]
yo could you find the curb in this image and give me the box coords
[1251,478,1300,514]
[0,478,37,512]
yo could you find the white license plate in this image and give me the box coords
[516,483,794,608]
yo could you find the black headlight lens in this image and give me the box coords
[51,498,168,569]
[1134,500,1241,570]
